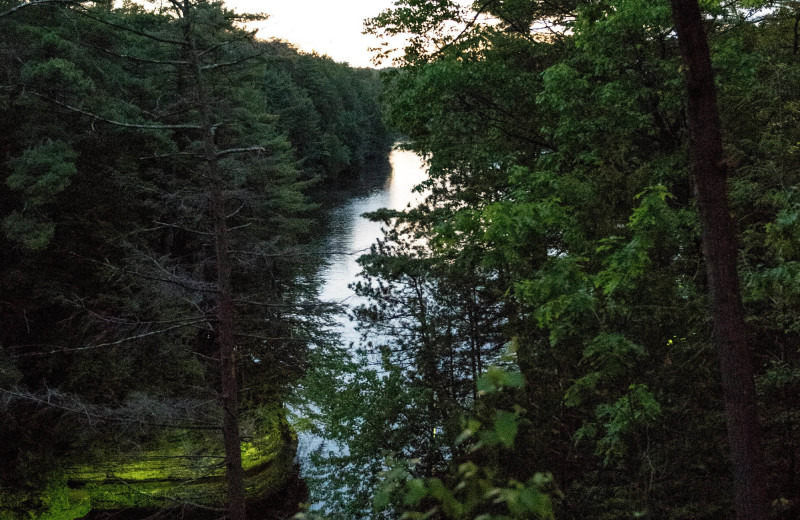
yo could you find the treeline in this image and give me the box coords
[305,1,800,519]
[263,49,391,182]
[0,1,390,518]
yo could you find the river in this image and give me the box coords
[295,146,428,510]
[315,147,428,347]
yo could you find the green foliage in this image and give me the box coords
[352,0,800,518]
[6,140,77,205]
[0,1,389,518]
[298,351,441,519]
[37,479,91,520]
[3,140,77,249]
[492,410,519,449]
[370,366,555,520]
[595,185,677,295]
[21,58,95,96]
[261,51,392,180]
[564,333,644,407]
[2,211,55,250]
[516,256,596,345]
[766,199,800,260]
[389,469,555,520]
[476,367,524,395]
[6,0,800,517]
[593,384,662,464]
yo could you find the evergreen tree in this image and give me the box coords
[0,1,389,517]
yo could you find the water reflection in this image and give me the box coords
[316,148,428,345]
[296,147,427,508]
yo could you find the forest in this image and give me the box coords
[2,0,800,520]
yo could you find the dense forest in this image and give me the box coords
[303,1,800,520]
[0,1,390,518]
[2,0,800,520]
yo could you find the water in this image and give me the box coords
[316,148,428,346]
[295,147,428,509]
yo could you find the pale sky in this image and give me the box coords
[231,0,398,68]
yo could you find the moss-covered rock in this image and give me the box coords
[11,408,298,520]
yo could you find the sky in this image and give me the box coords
[231,0,398,68]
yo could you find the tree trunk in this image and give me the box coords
[669,2,768,519]
[213,184,247,520]
[183,2,246,517]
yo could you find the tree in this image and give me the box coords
[345,0,800,517]
[669,1,768,517]
[0,1,316,517]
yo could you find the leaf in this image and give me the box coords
[518,486,549,514]
[404,479,428,506]
[494,411,518,448]
[476,374,496,394]
[374,487,392,510]
[503,371,524,388]
[564,371,601,407]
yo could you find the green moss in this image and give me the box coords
[67,408,293,516]
[37,480,92,520]
[83,480,225,509]
[1,408,297,520]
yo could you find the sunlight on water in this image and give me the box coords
[296,147,428,508]
[317,148,427,312]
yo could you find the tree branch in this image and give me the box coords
[139,151,203,160]
[70,253,218,293]
[68,37,190,66]
[154,220,213,236]
[9,319,209,357]
[233,299,338,309]
[228,247,370,258]
[430,0,497,60]
[71,6,189,46]
[198,29,258,56]
[30,92,202,130]
[0,0,78,18]
[226,201,247,219]
[201,50,266,71]
[107,474,227,512]
[215,146,265,157]
[0,388,222,430]
[232,332,305,341]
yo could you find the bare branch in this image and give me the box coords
[71,6,189,46]
[68,37,190,66]
[30,92,202,130]
[233,332,306,341]
[139,151,202,160]
[228,247,370,258]
[215,146,265,157]
[227,223,252,232]
[107,474,227,512]
[0,0,78,18]
[200,50,266,71]
[70,253,218,293]
[226,201,247,220]
[125,269,218,293]
[0,388,222,430]
[154,220,213,236]
[233,299,338,309]
[9,319,209,357]
[198,29,258,57]
[191,349,220,362]
[74,303,208,327]
[146,454,225,460]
